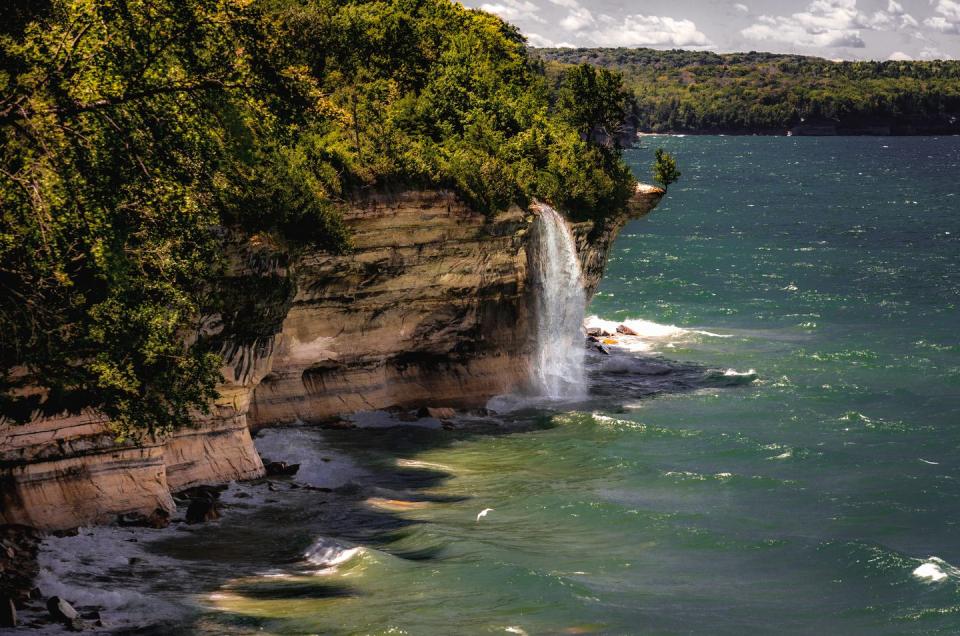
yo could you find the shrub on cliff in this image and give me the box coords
[0,0,635,435]
[653,148,681,190]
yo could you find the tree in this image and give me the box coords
[653,148,681,190]
[557,63,630,146]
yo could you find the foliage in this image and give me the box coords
[0,0,636,435]
[537,48,960,134]
[653,148,680,190]
[556,63,631,145]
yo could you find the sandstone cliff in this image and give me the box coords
[0,186,663,530]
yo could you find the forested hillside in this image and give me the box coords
[537,48,960,135]
[0,0,634,435]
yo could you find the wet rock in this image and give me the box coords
[616,324,638,336]
[82,608,103,624]
[592,344,610,355]
[185,499,221,524]
[47,596,78,623]
[441,421,456,431]
[417,406,455,420]
[0,596,16,628]
[396,410,419,422]
[175,484,227,502]
[321,419,356,429]
[586,327,612,337]
[265,461,300,477]
[116,507,170,529]
[302,485,333,493]
[0,525,42,605]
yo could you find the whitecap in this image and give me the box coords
[583,315,730,355]
[913,560,949,582]
[304,537,363,574]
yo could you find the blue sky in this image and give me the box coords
[459,0,960,60]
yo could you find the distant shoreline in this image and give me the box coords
[634,131,960,138]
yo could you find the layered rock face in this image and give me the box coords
[0,186,663,530]
[249,191,535,427]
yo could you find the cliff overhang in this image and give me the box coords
[0,185,664,530]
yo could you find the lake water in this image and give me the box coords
[38,136,960,634]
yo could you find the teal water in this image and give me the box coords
[40,137,960,635]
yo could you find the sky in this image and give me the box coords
[459,0,960,60]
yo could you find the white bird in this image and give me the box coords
[476,508,494,522]
[919,458,940,465]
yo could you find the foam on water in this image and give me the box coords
[304,537,364,575]
[254,427,369,488]
[912,557,958,583]
[32,526,186,632]
[584,315,731,355]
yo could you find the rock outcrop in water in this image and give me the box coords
[0,186,663,530]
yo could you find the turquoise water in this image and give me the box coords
[41,137,960,634]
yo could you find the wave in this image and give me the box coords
[584,315,731,354]
[913,557,960,583]
[704,368,759,386]
[304,537,364,575]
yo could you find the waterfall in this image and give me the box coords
[530,204,587,400]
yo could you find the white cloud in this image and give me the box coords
[920,45,949,59]
[734,3,750,13]
[932,0,960,21]
[548,0,711,48]
[585,14,713,47]
[479,0,544,23]
[888,50,913,59]
[925,16,960,32]
[524,32,555,47]
[924,0,960,33]
[560,6,596,30]
[741,0,921,49]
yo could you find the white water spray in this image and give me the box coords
[529,204,587,399]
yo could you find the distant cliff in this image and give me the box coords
[0,186,663,530]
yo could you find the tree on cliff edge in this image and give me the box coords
[653,148,681,190]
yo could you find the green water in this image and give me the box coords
[46,136,960,635]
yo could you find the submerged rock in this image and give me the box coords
[0,525,42,606]
[116,508,170,529]
[0,596,16,628]
[265,461,300,477]
[185,499,221,524]
[175,484,227,502]
[586,327,613,337]
[417,406,455,420]
[47,596,78,622]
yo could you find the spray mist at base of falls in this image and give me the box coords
[529,204,587,400]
